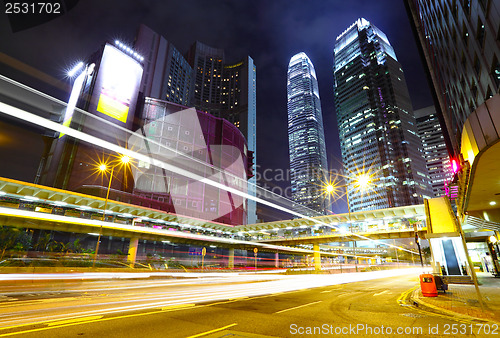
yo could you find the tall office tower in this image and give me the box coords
[405,0,500,154]
[415,106,453,197]
[333,18,432,212]
[287,52,328,214]
[187,41,257,224]
[134,24,192,105]
[186,42,225,113]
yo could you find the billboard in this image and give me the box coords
[94,44,143,124]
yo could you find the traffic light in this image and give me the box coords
[451,158,460,174]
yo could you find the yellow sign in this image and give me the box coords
[97,94,129,123]
[35,207,52,213]
[425,197,459,234]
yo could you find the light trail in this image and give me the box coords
[0,79,420,255]
[0,269,423,329]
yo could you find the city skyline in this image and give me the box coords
[0,1,434,214]
[0,2,499,334]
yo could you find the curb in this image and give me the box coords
[410,288,500,325]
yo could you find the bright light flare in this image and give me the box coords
[355,174,370,189]
[98,164,107,172]
[67,62,84,77]
[121,155,131,164]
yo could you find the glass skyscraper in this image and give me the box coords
[415,106,453,198]
[333,18,432,212]
[287,52,328,215]
[406,0,500,155]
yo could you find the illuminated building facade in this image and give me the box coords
[415,106,453,197]
[187,41,257,224]
[405,0,500,154]
[333,18,432,212]
[134,24,192,105]
[287,52,328,214]
[130,98,249,225]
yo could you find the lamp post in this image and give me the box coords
[93,155,130,268]
[410,242,415,265]
[326,174,371,273]
[393,239,400,268]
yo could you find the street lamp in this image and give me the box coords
[325,174,372,272]
[93,155,131,268]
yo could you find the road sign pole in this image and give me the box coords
[253,248,258,273]
[202,247,206,272]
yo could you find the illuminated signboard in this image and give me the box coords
[95,45,143,124]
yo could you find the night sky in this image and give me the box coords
[0,0,434,213]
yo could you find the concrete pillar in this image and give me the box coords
[313,243,321,271]
[275,251,279,268]
[228,248,234,269]
[128,237,139,268]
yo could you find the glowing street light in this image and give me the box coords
[325,173,373,272]
[355,174,370,189]
[93,154,131,268]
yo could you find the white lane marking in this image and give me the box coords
[275,300,323,314]
[373,290,391,296]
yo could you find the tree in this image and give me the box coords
[0,226,31,259]
[34,233,53,252]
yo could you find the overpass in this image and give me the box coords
[241,204,427,244]
[0,177,378,268]
[0,176,426,268]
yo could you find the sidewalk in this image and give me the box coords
[411,272,500,323]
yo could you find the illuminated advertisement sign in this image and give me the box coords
[95,44,143,124]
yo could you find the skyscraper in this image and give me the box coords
[333,18,432,212]
[287,52,328,214]
[415,106,453,197]
[134,24,192,106]
[405,0,500,155]
[406,0,500,230]
[187,41,257,224]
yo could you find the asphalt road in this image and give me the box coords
[0,271,485,337]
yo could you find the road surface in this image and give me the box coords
[0,269,483,337]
